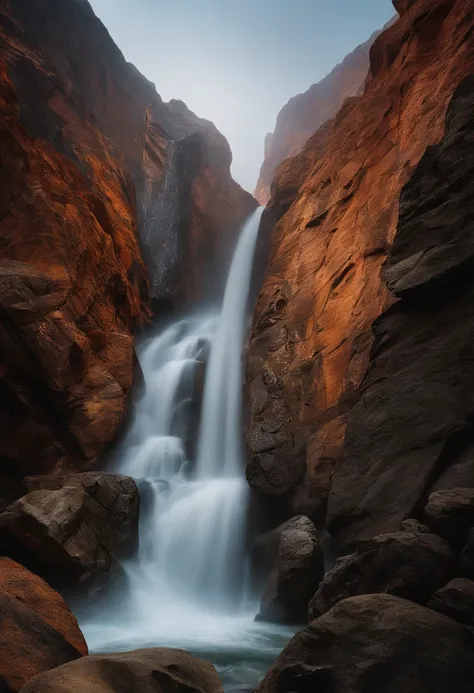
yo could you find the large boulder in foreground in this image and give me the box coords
[256,594,474,693]
[0,473,139,584]
[20,648,224,693]
[423,488,474,548]
[0,558,86,692]
[308,529,454,620]
[428,578,474,627]
[255,516,324,624]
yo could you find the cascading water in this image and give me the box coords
[79,207,293,689]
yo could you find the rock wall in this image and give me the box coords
[247,0,474,542]
[254,28,384,205]
[0,0,255,486]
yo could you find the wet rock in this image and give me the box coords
[428,578,474,627]
[308,529,454,620]
[255,516,324,624]
[256,594,474,693]
[0,473,139,584]
[20,647,224,693]
[423,488,474,549]
[0,558,86,692]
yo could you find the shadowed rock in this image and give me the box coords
[256,594,474,693]
[255,516,324,624]
[308,529,454,620]
[20,648,224,693]
[0,558,86,692]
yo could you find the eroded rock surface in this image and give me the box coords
[20,648,224,693]
[248,0,474,543]
[256,594,474,693]
[0,473,139,584]
[0,0,255,487]
[308,529,453,620]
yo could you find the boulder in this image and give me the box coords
[428,578,474,627]
[20,648,224,693]
[423,488,474,548]
[256,594,474,693]
[255,516,324,624]
[0,558,86,692]
[0,473,139,584]
[309,529,454,620]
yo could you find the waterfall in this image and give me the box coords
[80,208,292,652]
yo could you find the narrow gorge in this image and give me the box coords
[1,0,474,692]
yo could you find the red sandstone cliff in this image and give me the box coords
[0,0,255,487]
[247,0,474,544]
[254,28,384,205]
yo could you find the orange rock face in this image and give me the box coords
[247,0,474,529]
[254,28,385,205]
[0,0,255,482]
[0,557,86,692]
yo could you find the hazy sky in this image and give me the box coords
[89,0,395,192]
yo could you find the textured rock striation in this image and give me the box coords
[247,0,474,544]
[0,0,255,486]
[254,28,383,205]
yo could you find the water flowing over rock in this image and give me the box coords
[0,0,255,487]
[19,648,223,693]
[247,0,474,544]
[77,210,273,667]
[256,594,474,693]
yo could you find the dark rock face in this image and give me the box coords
[0,0,255,486]
[428,578,474,627]
[0,473,139,584]
[0,558,87,692]
[254,516,324,624]
[327,74,474,545]
[247,0,474,538]
[20,648,224,693]
[423,488,474,549]
[308,529,453,620]
[256,594,474,693]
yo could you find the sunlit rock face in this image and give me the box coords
[247,0,474,543]
[253,29,383,206]
[0,0,255,482]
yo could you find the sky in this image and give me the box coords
[89,0,395,192]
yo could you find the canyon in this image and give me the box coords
[1,0,474,692]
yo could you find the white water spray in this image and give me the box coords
[79,208,296,658]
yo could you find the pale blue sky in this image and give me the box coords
[89,0,395,191]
